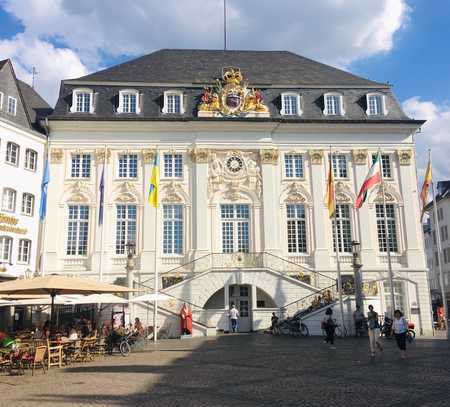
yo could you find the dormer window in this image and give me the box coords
[366,93,387,116]
[7,96,17,116]
[281,93,301,116]
[70,88,94,113]
[163,91,184,114]
[323,93,344,116]
[118,90,140,114]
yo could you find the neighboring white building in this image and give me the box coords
[43,50,432,336]
[0,59,50,280]
[423,180,450,311]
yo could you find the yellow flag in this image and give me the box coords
[326,161,335,218]
[420,158,432,220]
[149,153,159,208]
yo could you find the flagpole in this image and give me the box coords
[330,146,346,335]
[152,151,159,344]
[430,150,448,328]
[379,148,396,316]
[98,145,107,282]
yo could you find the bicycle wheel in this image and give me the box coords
[119,341,131,356]
[300,323,309,337]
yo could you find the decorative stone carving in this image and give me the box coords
[142,149,157,164]
[190,148,209,163]
[161,182,184,203]
[50,148,64,164]
[116,181,138,203]
[285,182,307,203]
[67,180,91,203]
[397,149,413,165]
[373,184,396,203]
[259,149,279,165]
[352,149,368,165]
[335,181,353,203]
[308,150,323,165]
[94,148,111,164]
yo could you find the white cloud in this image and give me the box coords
[403,97,450,183]
[0,0,410,104]
[0,34,88,105]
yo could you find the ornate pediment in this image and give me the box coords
[161,182,185,203]
[66,180,91,203]
[285,182,309,204]
[115,181,138,203]
[373,183,398,203]
[197,68,269,118]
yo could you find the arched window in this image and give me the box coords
[2,188,16,212]
[286,204,307,253]
[21,193,35,216]
[66,205,90,256]
[6,142,20,165]
[25,149,38,171]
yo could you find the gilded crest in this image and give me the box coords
[198,67,269,117]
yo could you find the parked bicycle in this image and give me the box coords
[276,317,310,337]
[321,319,348,337]
[107,331,135,356]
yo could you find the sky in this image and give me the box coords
[0,0,448,182]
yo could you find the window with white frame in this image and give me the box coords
[221,204,250,253]
[163,153,183,178]
[0,92,3,110]
[7,96,17,115]
[366,93,387,116]
[286,204,307,253]
[17,239,31,264]
[376,204,398,252]
[115,205,137,255]
[332,154,348,178]
[118,90,140,114]
[284,154,304,178]
[118,154,138,178]
[163,91,183,114]
[163,204,183,255]
[2,188,16,212]
[281,93,301,115]
[0,236,12,262]
[24,149,38,171]
[6,142,19,165]
[71,153,91,178]
[372,153,392,178]
[324,93,344,116]
[66,205,89,256]
[70,89,94,113]
[21,193,34,216]
[332,204,352,253]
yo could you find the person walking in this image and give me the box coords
[322,308,336,349]
[353,305,364,337]
[391,310,408,359]
[367,305,383,357]
[229,304,240,333]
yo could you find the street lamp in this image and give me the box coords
[351,240,363,311]
[24,268,33,279]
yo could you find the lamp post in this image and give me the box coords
[24,268,33,279]
[351,240,363,311]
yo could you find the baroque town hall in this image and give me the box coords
[43,49,432,335]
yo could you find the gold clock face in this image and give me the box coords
[226,156,243,173]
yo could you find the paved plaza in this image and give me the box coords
[1,334,450,407]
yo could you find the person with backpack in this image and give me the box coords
[322,308,336,349]
[391,309,408,359]
[367,304,383,357]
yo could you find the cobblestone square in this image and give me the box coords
[1,335,450,407]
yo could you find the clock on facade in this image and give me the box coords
[226,156,244,173]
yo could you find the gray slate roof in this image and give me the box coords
[75,49,385,87]
[50,49,421,124]
[17,80,52,128]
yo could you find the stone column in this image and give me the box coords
[308,150,329,271]
[352,149,377,266]
[260,148,281,254]
[190,148,210,258]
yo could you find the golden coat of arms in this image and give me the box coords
[198,67,269,117]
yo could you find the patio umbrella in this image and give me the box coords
[0,274,133,329]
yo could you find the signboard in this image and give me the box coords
[0,213,28,235]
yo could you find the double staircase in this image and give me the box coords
[131,252,341,337]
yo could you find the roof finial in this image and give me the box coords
[32,66,38,89]
[223,0,227,50]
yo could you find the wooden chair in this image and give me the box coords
[31,346,47,376]
[47,340,62,369]
[0,354,10,373]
